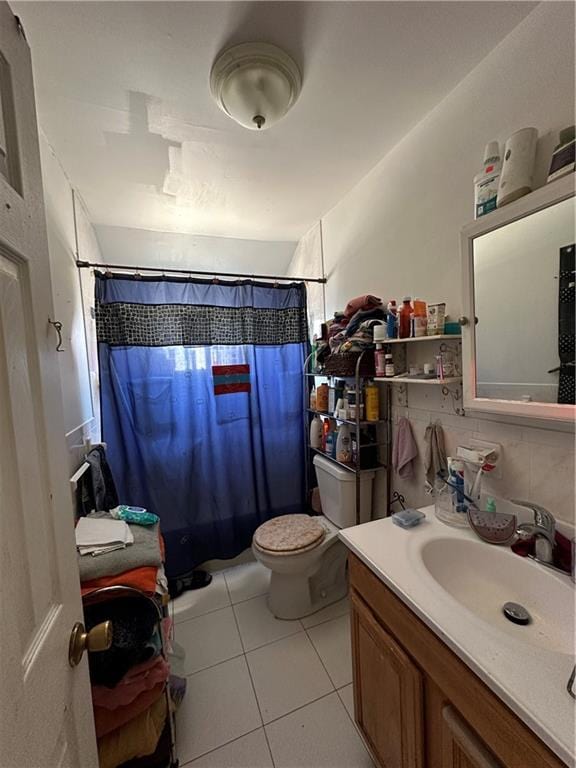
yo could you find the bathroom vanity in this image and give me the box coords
[339,511,574,768]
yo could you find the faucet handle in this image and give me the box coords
[510,500,556,534]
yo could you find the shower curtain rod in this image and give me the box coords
[75,260,327,284]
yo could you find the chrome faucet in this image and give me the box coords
[511,500,556,564]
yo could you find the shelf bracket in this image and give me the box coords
[441,384,465,417]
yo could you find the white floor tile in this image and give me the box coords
[176,656,262,764]
[175,606,243,675]
[307,614,353,688]
[171,572,230,622]
[246,632,333,724]
[224,561,271,604]
[186,728,273,768]
[233,595,302,651]
[338,683,355,719]
[265,692,374,768]
[301,595,350,628]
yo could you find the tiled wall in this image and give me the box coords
[389,390,575,526]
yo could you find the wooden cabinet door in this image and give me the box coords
[350,591,424,768]
[441,705,503,768]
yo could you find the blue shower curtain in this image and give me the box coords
[96,272,309,577]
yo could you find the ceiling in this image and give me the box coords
[15,1,536,242]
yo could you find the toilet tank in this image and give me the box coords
[313,455,375,528]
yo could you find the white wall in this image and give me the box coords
[40,133,101,473]
[95,224,296,277]
[285,222,325,337]
[299,3,576,524]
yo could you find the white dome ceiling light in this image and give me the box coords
[210,42,302,131]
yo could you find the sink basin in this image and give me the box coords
[420,537,575,655]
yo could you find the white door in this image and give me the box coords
[0,5,98,767]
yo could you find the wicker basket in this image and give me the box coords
[323,351,375,377]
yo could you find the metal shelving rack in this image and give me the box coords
[303,349,391,524]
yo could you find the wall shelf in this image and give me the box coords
[374,376,462,385]
[307,408,387,426]
[380,334,461,344]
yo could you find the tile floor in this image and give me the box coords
[172,560,374,767]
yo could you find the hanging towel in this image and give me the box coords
[86,445,119,512]
[392,417,418,479]
[424,421,448,487]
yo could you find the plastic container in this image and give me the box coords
[386,301,397,339]
[434,479,470,529]
[316,383,329,412]
[336,424,353,464]
[309,386,317,410]
[322,417,332,451]
[310,415,322,449]
[399,297,412,339]
[497,128,538,208]
[474,141,501,218]
[375,343,386,377]
[413,299,427,337]
[364,381,379,421]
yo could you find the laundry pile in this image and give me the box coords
[316,294,386,359]
[74,447,185,768]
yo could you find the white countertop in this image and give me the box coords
[339,507,576,765]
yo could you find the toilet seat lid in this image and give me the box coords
[254,514,325,554]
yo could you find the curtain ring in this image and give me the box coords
[48,318,65,352]
[212,277,220,284]
[134,271,142,280]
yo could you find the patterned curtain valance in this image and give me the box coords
[96,300,309,347]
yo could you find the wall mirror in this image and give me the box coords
[461,174,575,422]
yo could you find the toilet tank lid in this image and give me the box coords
[313,454,375,482]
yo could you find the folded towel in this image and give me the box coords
[344,294,382,319]
[76,517,134,556]
[424,422,447,487]
[78,512,162,583]
[393,417,418,479]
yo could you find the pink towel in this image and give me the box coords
[343,294,382,319]
[392,417,418,479]
[92,655,170,710]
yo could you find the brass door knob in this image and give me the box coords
[69,620,112,667]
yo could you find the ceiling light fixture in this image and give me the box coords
[210,42,302,131]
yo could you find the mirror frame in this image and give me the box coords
[460,172,575,423]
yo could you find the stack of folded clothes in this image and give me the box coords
[77,511,186,767]
[326,294,386,353]
[78,511,167,598]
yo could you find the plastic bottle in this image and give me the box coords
[365,381,379,421]
[309,386,317,411]
[336,423,352,464]
[325,424,335,457]
[485,497,497,513]
[386,301,397,339]
[399,297,412,339]
[375,343,386,377]
[316,383,329,413]
[413,299,427,337]
[474,141,501,218]
[322,417,332,452]
[384,354,395,378]
[310,415,322,449]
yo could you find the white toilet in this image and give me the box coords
[252,455,375,619]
